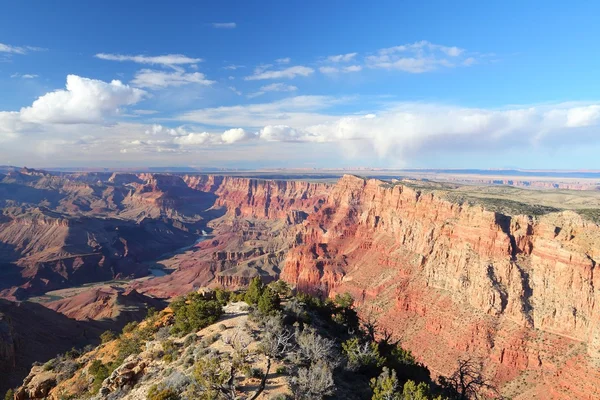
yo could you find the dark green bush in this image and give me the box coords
[147,384,180,400]
[170,293,223,335]
[100,330,116,344]
[244,276,265,305]
[258,287,281,315]
[88,360,110,394]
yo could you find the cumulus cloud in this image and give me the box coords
[326,53,357,63]
[224,65,245,70]
[221,128,256,143]
[145,124,190,136]
[174,99,600,161]
[299,103,600,158]
[19,75,146,124]
[95,53,202,66]
[245,65,314,81]
[173,132,212,145]
[276,57,291,64]
[131,69,214,89]
[212,22,236,29]
[366,40,471,73]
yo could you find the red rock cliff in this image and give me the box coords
[184,175,330,219]
[279,175,600,398]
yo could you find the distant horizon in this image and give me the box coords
[4,164,600,175]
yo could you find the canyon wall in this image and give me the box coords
[184,175,330,219]
[278,175,600,398]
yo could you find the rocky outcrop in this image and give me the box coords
[99,356,147,397]
[14,366,57,400]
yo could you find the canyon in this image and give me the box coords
[2,168,600,398]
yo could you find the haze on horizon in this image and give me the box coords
[1,1,599,170]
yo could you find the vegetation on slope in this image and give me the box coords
[9,278,496,400]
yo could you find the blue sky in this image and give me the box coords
[1,0,599,168]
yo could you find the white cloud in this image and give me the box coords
[319,66,338,74]
[319,65,362,74]
[178,95,347,128]
[259,125,321,142]
[95,53,202,66]
[11,73,38,79]
[276,57,291,64]
[224,65,245,70]
[366,40,471,73]
[131,69,214,89]
[146,124,190,136]
[247,83,298,98]
[212,22,236,29]
[245,66,314,81]
[221,128,255,144]
[173,132,212,145]
[344,65,362,72]
[326,53,357,63]
[133,109,158,115]
[0,43,43,55]
[229,86,242,95]
[298,103,600,158]
[564,105,600,127]
[19,75,146,124]
[261,83,298,92]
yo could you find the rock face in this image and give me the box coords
[5,170,600,398]
[46,287,165,322]
[184,175,329,219]
[99,356,147,396]
[139,174,600,397]
[278,175,600,398]
[0,300,104,394]
[14,366,57,400]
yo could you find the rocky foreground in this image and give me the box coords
[2,169,600,398]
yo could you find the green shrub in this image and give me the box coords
[147,384,180,400]
[370,367,399,400]
[245,276,265,305]
[214,288,231,305]
[4,389,14,400]
[276,366,287,375]
[401,380,439,400]
[100,330,116,344]
[88,360,110,394]
[43,359,55,371]
[116,335,143,361]
[183,334,197,347]
[122,321,138,334]
[162,340,178,363]
[342,337,384,372]
[258,287,281,315]
[334,292,354,309]
[269,280,292,298]
[170,294,223,335]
